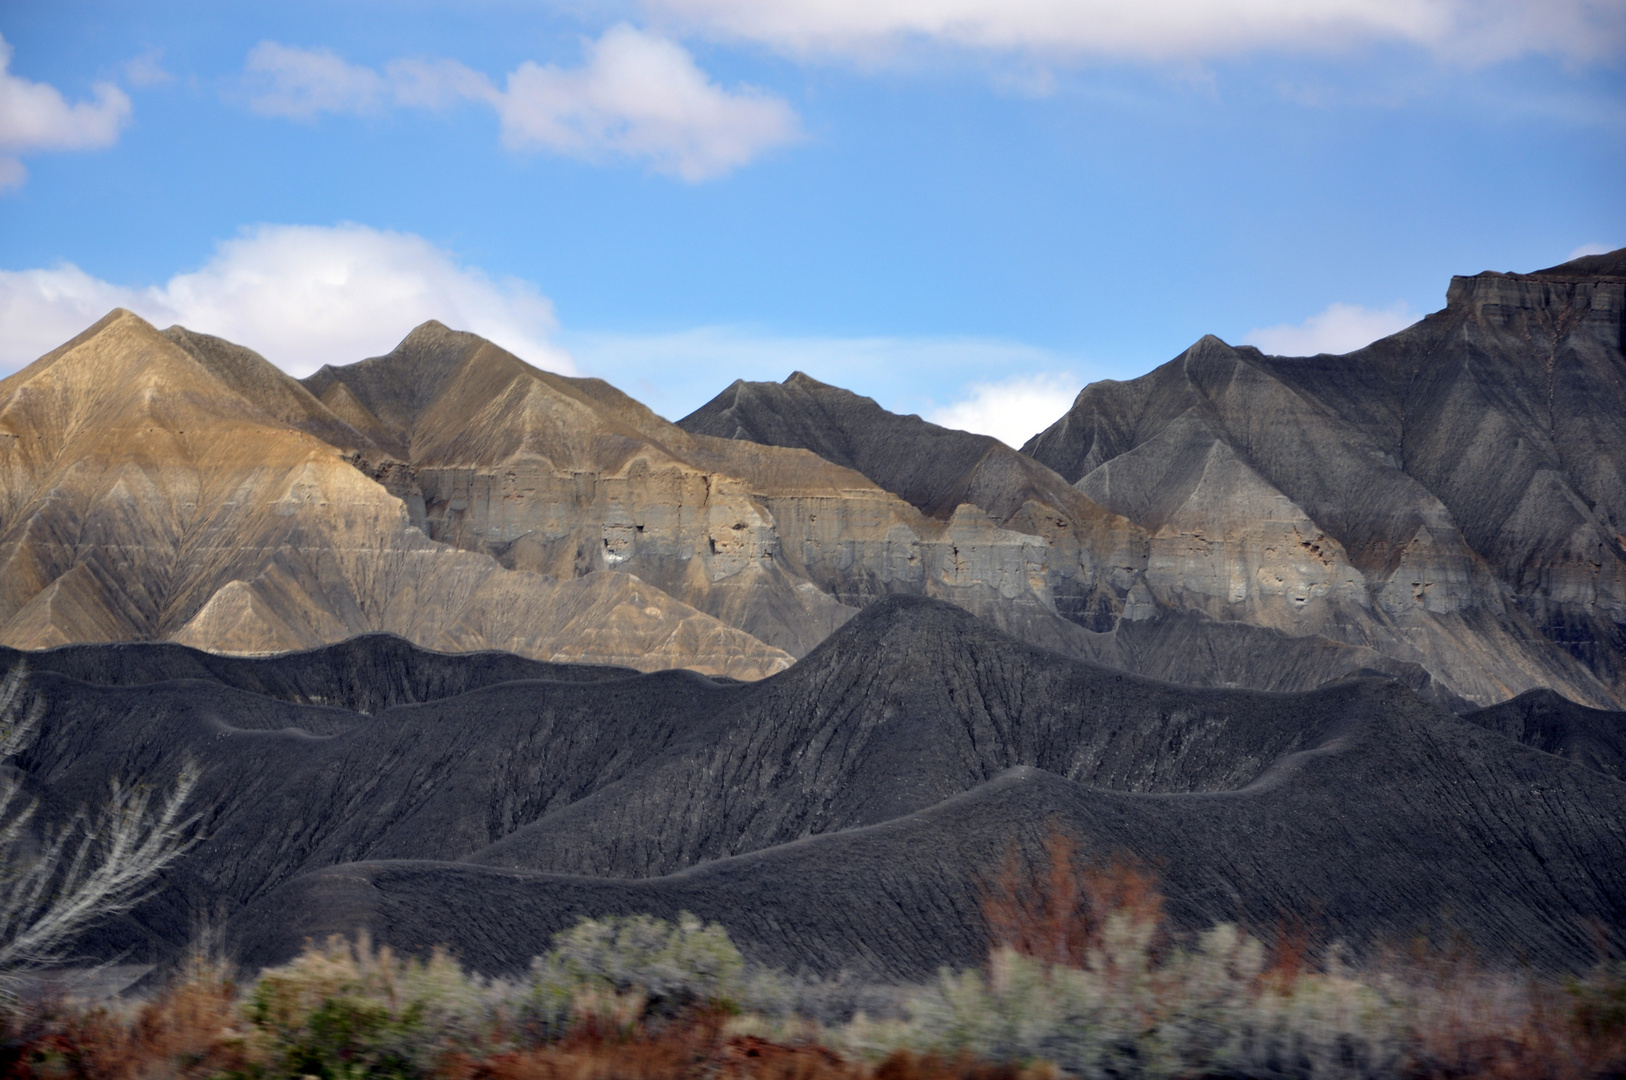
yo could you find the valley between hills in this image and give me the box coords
[0,248,1623,979]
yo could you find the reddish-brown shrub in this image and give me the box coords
[979,822,1162,969]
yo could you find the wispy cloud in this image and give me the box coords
[643,0,1626,66]
[243,25,800,180]
[1244,300,1417,356]
[0,33,132,191]
[1567,241,1615,261]
[122,49,174,89]
[0,223,574,376]
[925,372,1079,449]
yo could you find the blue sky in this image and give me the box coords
[1,0,1622,446]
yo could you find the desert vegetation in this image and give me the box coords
[3,830,1624,1079]
[0,665,200,987]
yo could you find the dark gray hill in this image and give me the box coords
[232,708,1626,978]
[679,371,1089,524]
[7,599,1624,977]
[1464,688,1626,782]
[0,635,631,715]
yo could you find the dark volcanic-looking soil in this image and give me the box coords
[6,597,1623,979]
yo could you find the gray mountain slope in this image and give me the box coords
[1021,248,1626,709]
[678,373,1468,708]
[679,371,1091,524]
[7,598,1622,976]
[231,715,1626,979]
[1463,688,1626,782]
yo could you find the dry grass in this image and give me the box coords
[3,860,1624,1079]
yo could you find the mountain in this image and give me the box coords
[680,249,1626,708]
[1019,247,1626,708]
[0,313,809,677]
[4,249,1624,705]
[6,597,1622,978]
[679,373,1464,706]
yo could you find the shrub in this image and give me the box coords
[0,663,202,988]
[247,932,506,1078]
[523,912,749,1035]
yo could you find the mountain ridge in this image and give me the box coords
[7,597,1620,977]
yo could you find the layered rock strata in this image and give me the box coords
[1028,248,1626,707]
[0,312,790,678]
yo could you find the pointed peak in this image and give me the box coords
[784,371,835,391]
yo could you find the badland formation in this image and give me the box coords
[2,248,1623,977]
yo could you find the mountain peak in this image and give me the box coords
[784,371,834,391]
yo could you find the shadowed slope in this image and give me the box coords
[232,709,1626,979]
[8,598,1623,977]
[1464,688,1626,782]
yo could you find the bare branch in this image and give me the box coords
[0,663,204,984]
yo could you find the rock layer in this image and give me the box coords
[0,312,790,678]
[1020,248,1626,707]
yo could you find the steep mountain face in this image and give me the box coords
[3,250,1622,706]
[678,372,1146,642]
[300,329,1156,660]
[1021,248,1626,708]
[0,312,792,678]
[7,598,1623,978]
[680,372,1481,706]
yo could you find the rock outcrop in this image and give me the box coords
[4,248,1624,704]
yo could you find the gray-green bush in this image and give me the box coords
[843,923,1402,1079]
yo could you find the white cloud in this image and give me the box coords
[0,224,575,377]
[122,50,174,89]
[0,33,132,190]
[643,0,1626,65]
[242,26,798,179]
[1244,300,1417,356]
[246,42,393,118]
[496,25,799,180]
[1567,241,1614,261]
[925,372,1079,449]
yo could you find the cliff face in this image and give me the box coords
[1021,249,1626,706]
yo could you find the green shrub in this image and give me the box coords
[527,911,748,1028]
[246,932,504,1078]
[845,922,1403,1080]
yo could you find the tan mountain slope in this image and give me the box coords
[0,310,791,678]
[301,322,1153,658]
